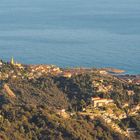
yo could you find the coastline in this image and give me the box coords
[1,59,140,85]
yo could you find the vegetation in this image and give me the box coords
[0,60,139,140]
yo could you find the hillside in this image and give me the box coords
[0,60,140,140]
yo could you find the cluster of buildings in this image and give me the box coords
[28,66,93,79]
[92,79,113,93]
[0,58,25,80]
[10,57,24,69]
[91,97,114,108]
[28,65,62,79]
[60,68,93,78]
[1,58,90,80]
[117,75,140,85]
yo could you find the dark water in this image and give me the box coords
[0,0,140,74]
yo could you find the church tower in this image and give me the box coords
[11,57,14,65]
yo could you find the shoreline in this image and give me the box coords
[25,64,140,75]
[1,58,140,75]
[1,59,140,85]
[1,59,140,76]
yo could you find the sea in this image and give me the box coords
[0,0,140,74]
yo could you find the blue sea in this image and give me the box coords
[0,0,140,74]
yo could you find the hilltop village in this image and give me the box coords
[0,58,140,140]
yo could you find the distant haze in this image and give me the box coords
[0,0,140,74]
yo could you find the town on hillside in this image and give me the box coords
[0,58,140,140]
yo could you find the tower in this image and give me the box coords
[11,57,14,65]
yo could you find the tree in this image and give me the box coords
[80,99,86,110]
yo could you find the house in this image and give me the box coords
[3,84,16,98]
[0,61,2,66]
[57,109,69,119]
[12,75,17,79]
[127,90,135,96]
[122,103,129,108]
[128,79,133,83]
[127,128,137,133]
[63,72,72,78]
[133,79,140,85]
[99,70,108,75]
[91,97,114,108]
[15,63,24,69]
[52,67,60,72]
[96,85,112,93]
